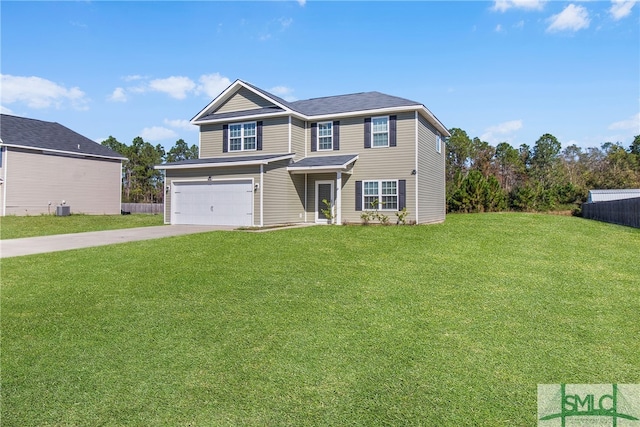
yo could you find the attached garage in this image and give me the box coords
[171,179,253,226]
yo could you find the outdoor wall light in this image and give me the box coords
[254,183,260,191]
[411,169,417,175]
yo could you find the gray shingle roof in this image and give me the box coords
[0,114,125,159]
[239,82,421,116]
[288,154,359,169]
[289,92,420,116]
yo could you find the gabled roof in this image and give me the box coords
[0,114,125,160]
[191,79,450,137]
[156,153,294,170]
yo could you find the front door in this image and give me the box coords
[315,181,334,223]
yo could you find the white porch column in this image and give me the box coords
[336,171,342,225]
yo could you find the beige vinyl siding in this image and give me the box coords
[417,114,446,224]
[291,117,306,159]
[329,112,417,224]
[262,159,304,225]
[199,117,290,159]
[165,166,261,226]
[215,87,275,114]
[4,148,121,216]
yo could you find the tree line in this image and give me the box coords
[102,136,198,203]
[446,129,640,213]
[101,131,640,210]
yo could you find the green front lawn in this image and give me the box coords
[2,214,638,426]
[0,214,164,239]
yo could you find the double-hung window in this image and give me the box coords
[229,122,256,151]
[436,133,442,153]
[318,122,333,150]
[363,180,398,210]
[372,117,389,147]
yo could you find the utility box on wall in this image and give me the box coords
[56,205,70,216]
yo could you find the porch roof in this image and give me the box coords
[155,153,294,170]
[287,154,359,174]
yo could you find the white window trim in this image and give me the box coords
[362,179,399,211]
[229,121,257,152]
[371,116,390,148]
[436,132,442,154]
[317,121,333,151]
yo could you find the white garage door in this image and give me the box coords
[172,180,253,226]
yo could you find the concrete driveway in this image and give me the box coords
[0,225,233,258]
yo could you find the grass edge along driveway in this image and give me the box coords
[0,214,164,240]
[2,213,639,426]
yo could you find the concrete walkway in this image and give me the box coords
[0,225,233,258]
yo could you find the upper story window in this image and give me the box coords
[229,122,256,151]
[318,122,333,150]
[436,133,442,153]
[372,117,389,147]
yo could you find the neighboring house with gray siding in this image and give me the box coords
[0,114,125,216]
[156,79,449,226]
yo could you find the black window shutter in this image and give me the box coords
[333,121,340,151]
[311,123,317,152]
[222,124,228,153]
[398,179,406,210]
[257,121,263,151]
[389,115,397,147]
[364,118,371,148]
[355,181,363,211]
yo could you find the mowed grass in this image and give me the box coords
[2,214,638,426]
[0,214,164,240]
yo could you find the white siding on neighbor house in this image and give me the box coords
[215,87,275,114]
[3,148,122,216]
[165,166,261,226]
[199,117,291,159]
[417,114,446,224]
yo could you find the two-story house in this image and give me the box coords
[156,79,449,226]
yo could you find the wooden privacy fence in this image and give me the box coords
[582,197,640,228]
[121,203,163,214]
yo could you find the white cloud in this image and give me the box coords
[149,76,196,100]
[279,17,293,29]
[495,24,504,32]
[140,126,178,141]
[481,120,523,143]
[108,87,127,102]
[297,0,306,6]
[123,75,146,82]
[608,112,640,131]
[197,73,232,98]
[164,118,197,132]
[1,105,14,114]
[1,74,89,110]
[609,0,636,20]
[547,4,590,32]
[492,0,545,12]
[514,20,525,29]
[269,85,297,102]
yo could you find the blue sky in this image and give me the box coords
[2,1,639,153]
